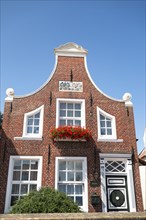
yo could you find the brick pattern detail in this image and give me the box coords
[0,56,143,213]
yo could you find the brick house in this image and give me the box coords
[0,43,143,213]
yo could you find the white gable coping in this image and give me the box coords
[54,42,88,57]
[5,42,133,105]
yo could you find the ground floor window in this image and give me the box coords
[55,157,88,212]
[100,153,136,212]
[4,156,42,213]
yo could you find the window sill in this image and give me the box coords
[97,139,123,142]
[54,138,87,142]
[14,136,43,141]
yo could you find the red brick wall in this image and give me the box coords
[0,56,143,213]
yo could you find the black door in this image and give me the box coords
[106,176,129,212]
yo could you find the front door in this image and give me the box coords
[106,176,129,212]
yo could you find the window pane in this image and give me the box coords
[14,160,21,170]
[75,185,82,194]
[67,161,74,170]
[58,184,66,193]
[67,172,74,181]
[75,120,81,126]
[60,103,66,109]
[100,121,105,127]
[30,184,37,192]
[27,127,32,133]
[13,171,20,180]
[21,184,28,194]
[22,160,30,170]
[76,162,82,170]
[34,127,39,134]
[60,110,66,117]
[35,112,40,118]
[30,171,37,180]
[59,161,66,170]
[28,119,33,125]
[12,184,19,194]
[101,128,106,135]
[67,103,73,109]
[76,172,82,181]
[11,196,19,206]
[75,111,81,117]
[107,129,112,135]
[75,104,81,109]
[67,120,73,126]
[21,171,29,180]
[60,120,66,126]
[106,121,111,127]
[31,161,38,170]
[67,110,73,117]
[100,114,105,120]
[59,172,66,181]
[34,119,39,125]
[76,196,82,206]
[67,185,74,194]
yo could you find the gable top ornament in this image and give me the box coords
[54,42,88,57]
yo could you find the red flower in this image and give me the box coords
[50,126,92,140]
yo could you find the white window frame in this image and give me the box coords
[56,98,85,128]
[97,107,117,140]
[55,157,88,212]
[22,105,44,139]
[4,155,43,213]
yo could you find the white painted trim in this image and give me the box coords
[56,98,85,128]
[99,153,132,159]
[55,156,88,212]
[97,107,117,140]
[4,155,43,213]
[14,105,44,140]
[14,137,43,141]
[97,139,123,142]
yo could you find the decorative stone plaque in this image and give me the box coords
[59,81,83,92]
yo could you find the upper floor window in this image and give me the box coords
[23,105,44,139]
[97,107,117,140]
[56,99,85,128]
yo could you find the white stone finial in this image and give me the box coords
[122,92,133,106]
[5,88,15,101]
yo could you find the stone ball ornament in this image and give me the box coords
[5,88,15,100]
[6,88,15,97]
[122,93,132,101]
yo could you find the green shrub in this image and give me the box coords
[10,187,81,213]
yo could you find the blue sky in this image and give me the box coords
[1,0,145,153]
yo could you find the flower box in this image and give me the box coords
[50,126,92,141]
